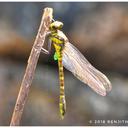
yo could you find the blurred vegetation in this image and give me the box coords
[0,2,128,126]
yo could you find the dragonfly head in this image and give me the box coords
[49,21,63,31]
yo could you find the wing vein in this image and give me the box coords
[62,42,112,96]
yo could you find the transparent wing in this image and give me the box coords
[62,42,112,96]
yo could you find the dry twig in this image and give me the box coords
[10,7,53,126]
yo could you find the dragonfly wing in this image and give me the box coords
[62,42,112,96]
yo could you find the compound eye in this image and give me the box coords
[49,21,63,30]
[52,25,56,29]
[49,24,56,30]
[59,24,63,29]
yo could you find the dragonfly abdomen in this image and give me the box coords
[58,57,66,119]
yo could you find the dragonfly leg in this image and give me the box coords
[41,33,52,54]
[41,40,52,54]
[41,48,50,54]
[52,18,55,22]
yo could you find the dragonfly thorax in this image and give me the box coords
[50,30,68,44]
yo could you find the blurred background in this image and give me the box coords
[0,2,128,126]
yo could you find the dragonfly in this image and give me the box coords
[41,20,112,119]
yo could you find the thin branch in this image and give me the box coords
[10,7,53,126]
